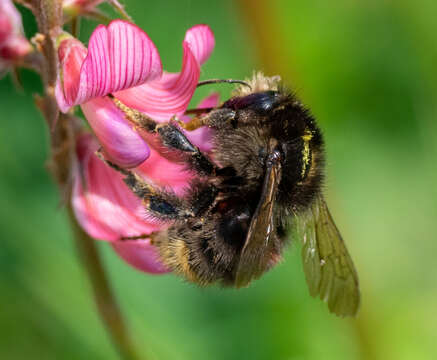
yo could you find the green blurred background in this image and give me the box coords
[1,0,436,359]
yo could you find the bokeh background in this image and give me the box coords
[1,0,436,359]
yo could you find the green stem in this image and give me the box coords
[71,16,81,39]
[68,207,143,360]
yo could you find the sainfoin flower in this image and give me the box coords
[0,0,32,74]
[63,0,127,18]
[56,20,216,272]
[63,0,105,16]
[56,20,214,167]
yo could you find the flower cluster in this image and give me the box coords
[56,20,216,272]
[0,0,32,75]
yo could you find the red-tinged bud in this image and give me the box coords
[0,14,13,44]
[0,0,32,73]
[0,36,32,60]
[63,0,105,17]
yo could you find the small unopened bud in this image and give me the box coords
[0,36,32,61]
[63,0,105,17]
[63,0,131,22]
[0,0,32,73]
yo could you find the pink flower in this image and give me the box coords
[73,93,219,273]
[56,20,214,168]
[0,0,32,73]
[63,0,105,16]
[58,20,217,273]
[63,0,128,18]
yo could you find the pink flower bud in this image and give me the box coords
[0,0,32,71]
[63,0,108,17]
[0,36,32,60]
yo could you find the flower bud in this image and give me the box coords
[63,0,106,17]
[0,0,32,72]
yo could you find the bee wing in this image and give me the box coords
[298,195,360,316]
[235,155,281,288]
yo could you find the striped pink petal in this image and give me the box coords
[113,24,215,121]
[71,133,208,273]
[72,90,219,273]
[184,24,215,65]
[55,38,87,113]
[72,134,168,273]
[72,134,161,241]
[81,97,150,168]
[56,20,162,112]
[55,38,149,168]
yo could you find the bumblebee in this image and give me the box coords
[108,73,360,317]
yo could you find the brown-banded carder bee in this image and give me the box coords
[107,73,360,317]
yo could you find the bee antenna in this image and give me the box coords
[197,79,252,90]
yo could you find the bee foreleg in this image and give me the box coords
[109,96,219,177]
[209,109,238,129]
[155,123,217,176]
[176,114,207,131]
[183,108,238,130]
[99,155,195,220]
[109,95,159,132]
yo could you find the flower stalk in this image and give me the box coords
[6,0,217,357]
[16,1,144,359]
[68,205,141,360]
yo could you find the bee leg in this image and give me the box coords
[155,122,218,176]
[175,114,208,131]
[120,231,159,242]
[99,156,195,220]
[110,95,158,133]
[178,108,237,131]
[109,96,219,177]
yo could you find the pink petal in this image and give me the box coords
[57,20,162,112]
[136,145,194,195]
[112,240,168,274]
[113,42,199,121]
[0,12,13,44]
[184,24,215,66]
[72,134,161,241]
[71,134,194,274]
[113,24,215,121]
[81,97,150,168]
[182,93,219,152]
[55,38,87,112]
[0,0,24,40]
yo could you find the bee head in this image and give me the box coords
[222,90,285,115]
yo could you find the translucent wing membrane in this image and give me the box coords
[235,152,281,288]
[298,196,360,317]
